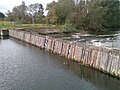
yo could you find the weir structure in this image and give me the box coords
[9,29,120,78]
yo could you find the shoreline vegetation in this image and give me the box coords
[0,0,120,35]
[0,21,119,36]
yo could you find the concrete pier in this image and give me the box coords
[9,29,120,78]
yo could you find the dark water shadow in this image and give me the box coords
[0,36,9,39]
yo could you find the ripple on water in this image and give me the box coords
[0,39,120,90]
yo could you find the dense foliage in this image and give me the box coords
[5,0,120,33]
[46,0,120,32]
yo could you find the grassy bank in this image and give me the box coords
[0,21,56,29]
[0,21,88,34]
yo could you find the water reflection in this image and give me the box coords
[66,61,120,90]
[0,36,9,39]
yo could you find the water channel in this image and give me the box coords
[0,38,120,90]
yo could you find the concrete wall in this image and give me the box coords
[0,29,9,36]
[9,29,120,78]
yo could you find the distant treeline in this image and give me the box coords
[1,0,120,32]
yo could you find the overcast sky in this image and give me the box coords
[0,0,58,15]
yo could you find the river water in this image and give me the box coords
[48,32,120,49]
[0,38,120,90]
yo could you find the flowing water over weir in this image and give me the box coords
[9,29,120,78]
[0,38,120,90]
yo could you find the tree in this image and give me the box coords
[28,3,44,24]
[86,0,120,31]
[46,1,58,24]
[56,0,75,24]
[12,1,27,23]
[6,10,14,21]
[100,0,120,28]
[34,12,45,24]
[6,1,44,24]
[0,12,5,18]
[46,0,76,25]
[66,0,90,29]
[86,0,103,31]
[0,12,5,26]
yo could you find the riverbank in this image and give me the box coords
[9,29,120,78]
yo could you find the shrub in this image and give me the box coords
[61,24,78,33]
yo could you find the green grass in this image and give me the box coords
[0,21,57,29]
[0,21,13,28]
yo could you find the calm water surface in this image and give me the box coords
[0,38,120,90]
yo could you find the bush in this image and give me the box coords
[61,24,78,33]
